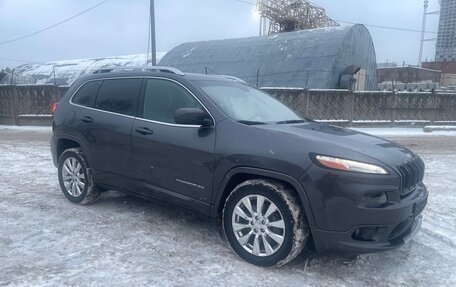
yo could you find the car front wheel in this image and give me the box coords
[223,179,310,267]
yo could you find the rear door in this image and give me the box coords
[131,78,216,205]
[77,77,142,190]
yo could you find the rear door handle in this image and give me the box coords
[81,116,93,123]
[135,127,154,135]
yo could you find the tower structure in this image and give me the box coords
[436,0,456,61]
[418,0,429,66]
[256,0,338,35]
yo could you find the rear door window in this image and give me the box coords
[95,78,142,116]
[72,80,102,108]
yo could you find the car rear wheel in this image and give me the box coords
[223,179,310,267]
[58,148,100,204]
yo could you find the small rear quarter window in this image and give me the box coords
[72,80,102,108]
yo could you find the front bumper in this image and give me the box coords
[301,161,428,254]
[310,185,428,254]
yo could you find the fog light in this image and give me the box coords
[359,192,388,208]
[352,227,380,242]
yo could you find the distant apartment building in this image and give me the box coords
[436,0,456,61]
[410,0,456,90]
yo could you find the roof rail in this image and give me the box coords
[92,66,185,76]
[220,75,246,84]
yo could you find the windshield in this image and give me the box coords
[194,81,304,124]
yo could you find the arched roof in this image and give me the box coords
[160,24,377,90]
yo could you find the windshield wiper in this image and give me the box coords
[238,120,267,125]
[276,120,307,124]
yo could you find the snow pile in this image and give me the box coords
[353,127,456,137]
[423,125,456,133]
[13,53,167,86]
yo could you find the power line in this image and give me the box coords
[233,0,256,5]
[335,19,438,34]
[232,0,438,34]
[0,56,43,63]
[0,0,109,45]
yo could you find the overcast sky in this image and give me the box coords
[0,0,441,68]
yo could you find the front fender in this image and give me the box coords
[210,166,316,226]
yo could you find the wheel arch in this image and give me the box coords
[56,138,81,160]
[54,135,94,168]
[211,167,315,226]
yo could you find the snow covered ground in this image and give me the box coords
[0,126,455,286]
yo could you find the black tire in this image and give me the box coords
[223,179,310,267]
[58,148,100,205]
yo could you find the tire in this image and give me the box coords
[223,179,310,267]
[58,148,100,205]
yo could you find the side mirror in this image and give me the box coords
[174,108,213,127]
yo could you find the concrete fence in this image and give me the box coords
[1,85,456,126]
[264,88,456,127]
[0,85,67,125]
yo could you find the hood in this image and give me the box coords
[255,122,415,169]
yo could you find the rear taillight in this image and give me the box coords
[51,102,58,114]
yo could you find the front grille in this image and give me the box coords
[397,157,425,197]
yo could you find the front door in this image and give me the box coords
[132,78,215,204]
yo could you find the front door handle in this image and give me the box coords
[135,127,154,135]
[81,116,93,123]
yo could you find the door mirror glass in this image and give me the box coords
[174,108,213,126]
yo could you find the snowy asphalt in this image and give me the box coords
[0,126,455,286]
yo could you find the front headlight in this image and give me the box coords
[315,155,388,175]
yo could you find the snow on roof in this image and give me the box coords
[14,53,166,86]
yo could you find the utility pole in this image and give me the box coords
[150,0,157,66]
[418,0,429,67]
[418,0,440,66]
[259,16,263,36]
[52,66,57,86]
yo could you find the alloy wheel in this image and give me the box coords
[231,194,286,257]
[61,157,85,197]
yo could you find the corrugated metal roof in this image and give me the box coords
[160,25,377,90]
